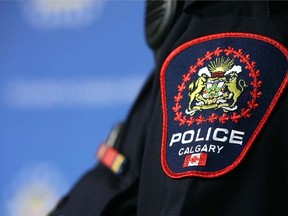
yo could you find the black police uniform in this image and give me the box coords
[49,1,288,216]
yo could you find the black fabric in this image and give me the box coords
[49,1,288,216]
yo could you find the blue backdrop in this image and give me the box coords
[0,1,153,215]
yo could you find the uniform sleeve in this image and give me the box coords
[48,73,157,216]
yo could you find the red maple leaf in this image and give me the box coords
[233,49,243,58]
[174,93,183,102]
[219,113,229,124]
[241,108,251,118]
[177,83,186,92]
[250,80,262,88]
[189,65,197,73]
[174,112,182,121]
[224,47,234,55]
[179,116,187,126]
[247,100,259,109]
[191,155,199,163]
[187,117,195,126]
[250,89,262,99]
[205,51,213,60]
[249,69,260,78]
[196,58,205,66]
[208,113,218,123]
[196,115,205,125]
[183,73,191,82]
[240,54,250,63]
[246,61,256,71]
[251,61,256,68]
[172,103,181,112]
[231,112,241,123]
[214,47,223,56]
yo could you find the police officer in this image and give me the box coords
[49,1,288,215]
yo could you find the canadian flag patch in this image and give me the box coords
[183,153,208,167]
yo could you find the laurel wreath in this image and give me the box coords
[172,46,262,126]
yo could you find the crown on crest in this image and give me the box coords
[208,57,235,77]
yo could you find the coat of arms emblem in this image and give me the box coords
[186,57,247,116]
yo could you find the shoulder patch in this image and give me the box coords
[160,32,288,178]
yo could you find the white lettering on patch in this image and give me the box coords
[178,144,224,156]
[169,127,245,147]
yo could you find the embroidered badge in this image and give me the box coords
[160,33,288,178]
